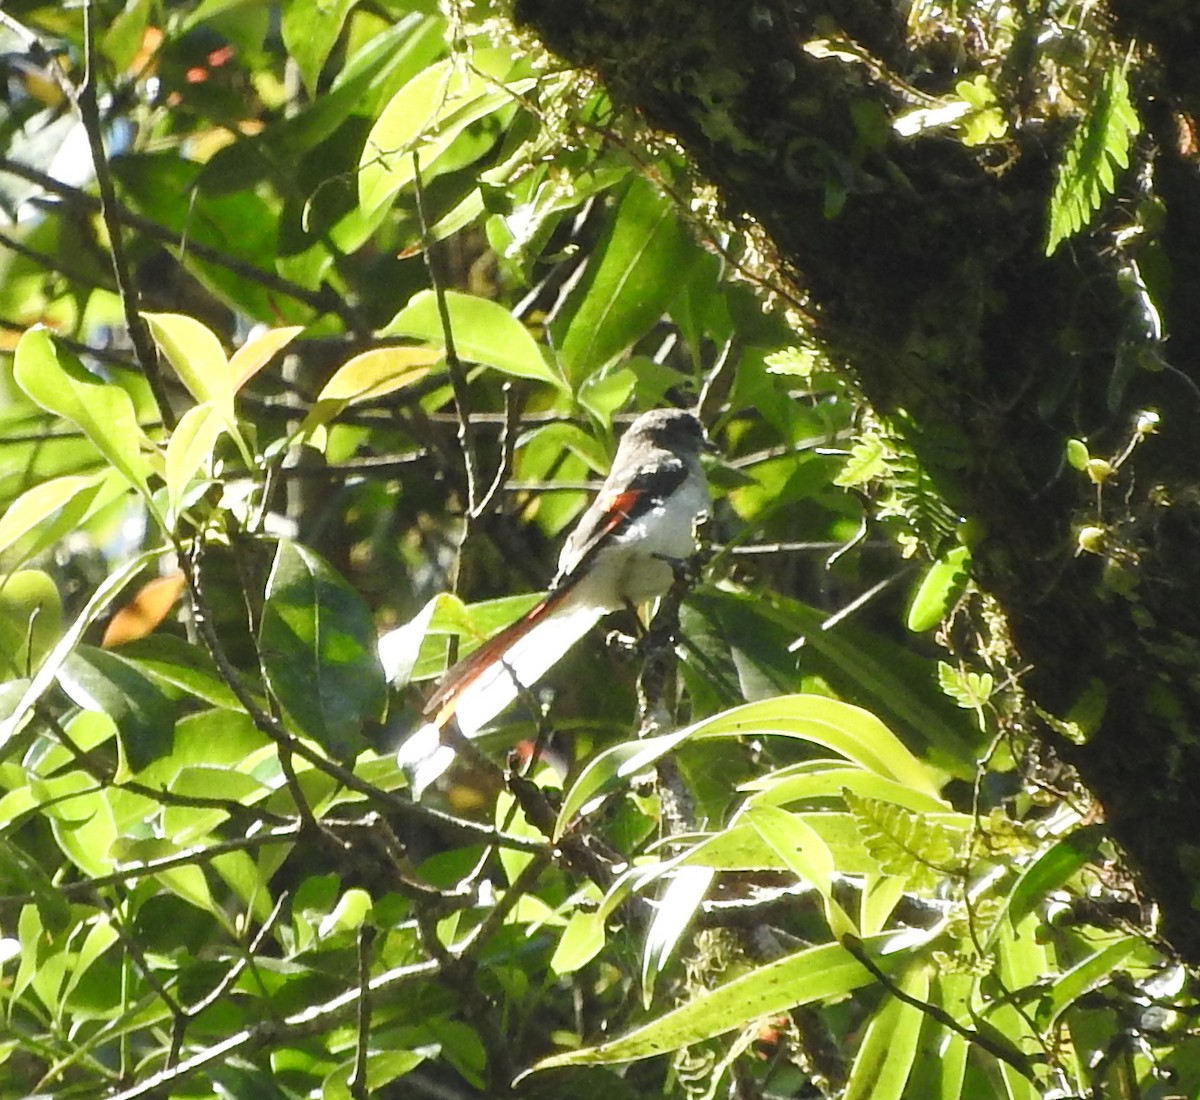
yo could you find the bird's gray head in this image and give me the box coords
[622,408,712,456]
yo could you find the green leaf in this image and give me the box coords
[525,933,914,1073]
[259,540,385,759]
[744,804,857,938]
[550,909,606,976]
[13,328,152,497]
[1035,938,1140,1029]
[144,312,231,413]
[0,548,169,756]
[555,727,693,839]
[844,790,965,890]
[936,660,994,710]
[0,474,104,558]
[742,765,948,815]
[358,52,532,215]
[114,635,243,711]
[981,826,1104,950]
[556,176,701,385]
[692,695,941,796]
[687,590,981,775]
[229,325,304,392]
[641,865,713,1005]
[58,646,177,771]
[906,546,970,632]
[1047,63,1139,255]
[281,0,357,96]
[380,290,563,387]
[1065,438,1091,471]
[0,570,62,678]
[844,962,930,1100]
[164,402,225,523]
[301,346,441,437]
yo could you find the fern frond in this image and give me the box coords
[845,790,964,890]
[1047,62,1140,255]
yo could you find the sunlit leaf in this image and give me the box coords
[229,325,304,391]
[358,52,533,215]
[13,328,152,497]
[144,312,231,412]
[381,289,563,387]
[641,866,713,1006]
[556,176,702,385]
[0,474,104,558]
[0,548,169,754]
[164,401,224,522]
[843,962,930,1100]
[744,804,857,938]
[0,570,62,679]
[526,933,917,1072]
[1047,63,1139,255]
[906,545,970,632]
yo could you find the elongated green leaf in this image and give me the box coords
[550,910,606,976]
[0,474,103,557]
[744,804,857,937]
[844,962,930,1100]
[281,0,356,95]
[907,545,970,632]
[58,646,177,771]
[164,402,224,523]
[13,328,152,496]
[1035,938,1140,1029]
[556,176,701,384]
[693,695,940,796]
[982,826,1103,950]
[300,346,441,438]
[742,765,948,815]
[229,325,304,391]
[689,590,979,774]
[641,866,714,1004]
[555,727,694,839]
[114,635,243,711]
[259,540,385,759]
[557,694,940,839]
[358,53,533,215]
[144,312,231,412]
[526,932,915,1073]
[381,290,563,387]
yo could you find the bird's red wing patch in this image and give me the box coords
[595,488,644,535]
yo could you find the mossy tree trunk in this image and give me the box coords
[514,0,1200,960]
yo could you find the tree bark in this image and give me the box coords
[515,0,1200,960]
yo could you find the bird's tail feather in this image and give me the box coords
[397,586,604,795]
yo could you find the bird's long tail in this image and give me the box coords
[396,583,604,794]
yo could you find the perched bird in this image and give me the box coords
[397,408,713,794]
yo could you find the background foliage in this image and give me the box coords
[0,1,1193,1098]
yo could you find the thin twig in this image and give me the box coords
[77,1,174,426]
[411,150,480,516]
[102,957,442,1100]
[0,156,356,324]
[473,381,520,517]
[841,935,1039,1080]
[0,824,304,909]
[349,926,377,1100]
